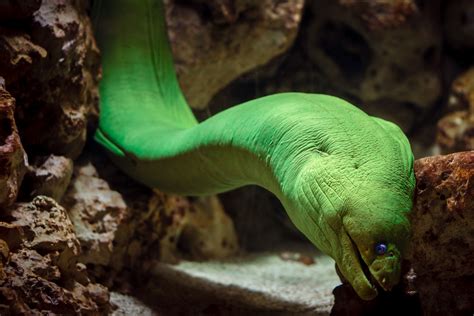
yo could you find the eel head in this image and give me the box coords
[337,205,411,300]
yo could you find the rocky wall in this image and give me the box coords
[0,0,472,315]
[332,151,474,315]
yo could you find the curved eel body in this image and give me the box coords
[93,0,415,300]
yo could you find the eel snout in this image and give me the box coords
[338,230,378,300]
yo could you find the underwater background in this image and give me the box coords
[0,0,472,315]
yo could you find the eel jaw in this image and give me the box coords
[347,233,379,290]
[348,234,400,293]
[339,231,378,300]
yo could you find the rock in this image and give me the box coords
[0,84,27,208]
[22,154,73,201]
[437,111,474,153]
[7,196,81,274]
[0,196,111,314]
[437,68,474,153]
[210,0,441,134]
[409,151,474,315]
[166,0,304,109]
[323,152,473,315]
[0,29,47,84]
[304,0,441,117]
[5,0,100,159]
[62,162,129,270]
[149,192,239,262]
[62,156,238,285]
[339,0,418,30]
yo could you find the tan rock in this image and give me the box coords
[8,196,80,273]
[150,192,239,262]
[0,196,111,314]
[437,68,474,153]
[62,162,128,268]
[306,0,440,127]
[23,154,74,201]
[211,0,441,134]
[166,0,304,109]
[0,30,47,84]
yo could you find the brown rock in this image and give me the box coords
[339,0,418,30]
[0,29,47,84]
[62,162,129,269]
[437,111,474,153]
[329,152,473,315]
[409,151,474,314]
[166,0,304,109]
[211,0,441,134]
[0,253,105,314]
[0,83,27,208]
[303,0,441,127]
[22,154,74,201]
[150,192,239,262]
[8,0,100,159]
[0,196,111,314]
[62,153,239,285]
[7,196,80,273]
[438,68,474,153]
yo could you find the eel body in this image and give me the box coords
[93,0,416,300]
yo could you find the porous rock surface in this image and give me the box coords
[0,196,110,314]
[1,0,100,159]
[409,151,474,314]
[0,0,472,314]
[166,0,305,109]
[0,83,27,208]
[210,0,441,135]
[330,151,474,315]
[338,0,418,30]
[61,155,238,286]
[437,68,474,153]
[22,154,74,201]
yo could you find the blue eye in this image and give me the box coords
[375,243,387,255]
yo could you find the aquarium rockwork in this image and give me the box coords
[0,0,472,315]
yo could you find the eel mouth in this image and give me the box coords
[347,233,380,290]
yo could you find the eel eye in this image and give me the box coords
[375,243,387,255]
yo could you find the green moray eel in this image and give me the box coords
[93,0,415,300]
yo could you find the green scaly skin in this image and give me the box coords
[93,0,415,300]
